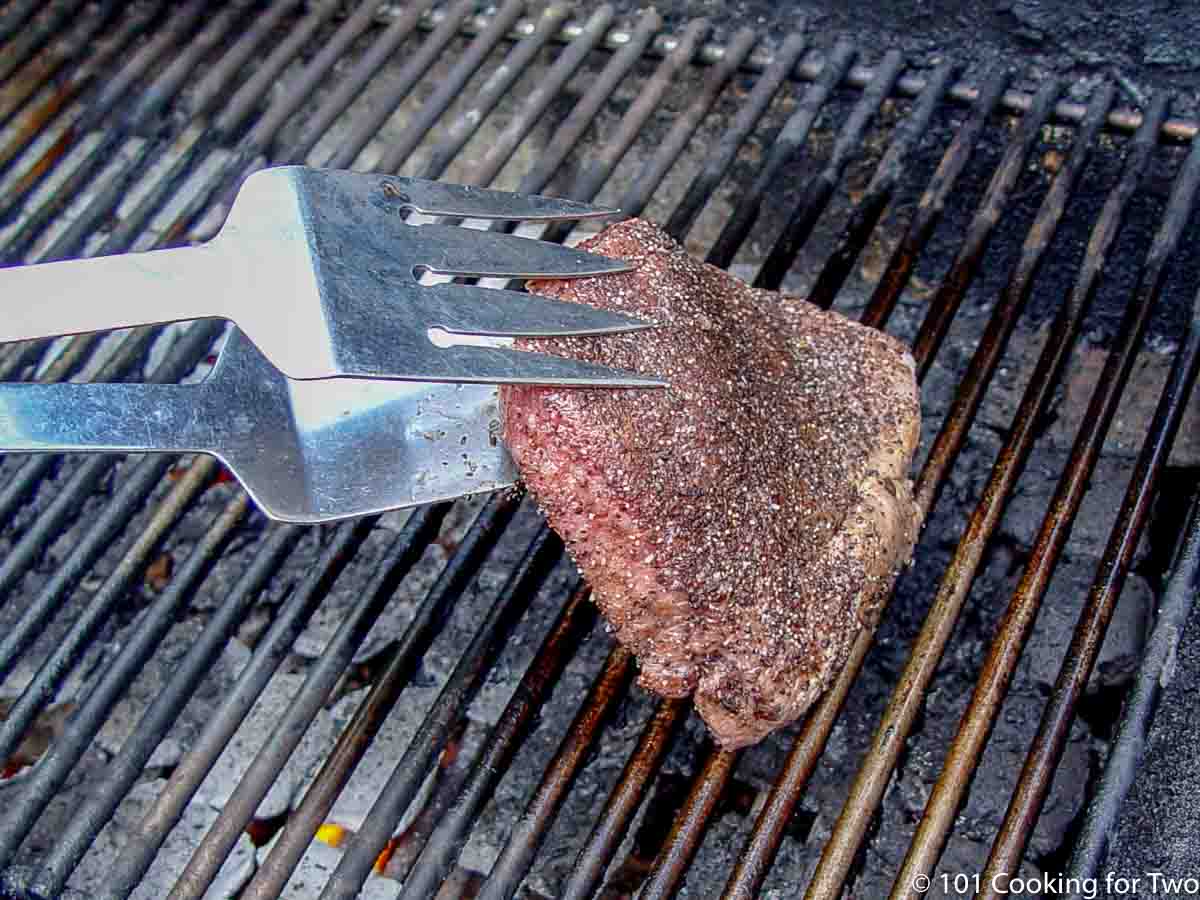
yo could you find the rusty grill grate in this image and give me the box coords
[1,2,1199,898]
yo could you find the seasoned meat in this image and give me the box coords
[500,218,921,748]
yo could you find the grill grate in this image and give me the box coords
[1,2,1199,899]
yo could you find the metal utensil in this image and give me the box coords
[0,327,529,523]
[0,166,661,387]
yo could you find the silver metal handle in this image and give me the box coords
[0,244,233,345]
[0,382,213,452]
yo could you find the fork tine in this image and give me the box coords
[381,175,623,221]
[419,283,654,337]
[411,224,635,279]
[429,345,667,388]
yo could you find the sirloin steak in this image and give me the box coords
[500,218,921,748]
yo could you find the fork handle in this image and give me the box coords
[0,244,232,344]
[0,382,216,453]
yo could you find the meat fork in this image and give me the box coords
[0,329,526,522]
[0,166,660,386]
[0,167,663,522]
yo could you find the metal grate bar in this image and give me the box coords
[10,0,287,265]
[0,339,50,382]
[0,0,117,127]
[98,515,388,900]
[804,83,1125,900]
[0,0,239,261]
[509,7,662,200]
[410,5,1200,140]
[215,0,348,145]
[6,491,250,899]
[469,5,618,190]
[0,0,91,86]
[0,460,218,771]
[982,119,1200,895]
[755,48,907,291]
[890,86,1166,900]
[452,6,662,245]
[18,328,96,383]
[560,698,686,900]
[0,320,97,386]
[39,1,253,257]
[169,493,504,899]
[118,0,378,250]
[705,38,857,269]
[278,0,443,166]
[715,71,1087,900]
[164,514,382,900]
[0,463,231,870]
[912,80,1107,512]
[639,744,737,900]
[806,59,958,310]
[377,586,598,900]
[320,0,492,172]
[417,5,571,183]
[1067,331,1200,880]
[77,0,199,134]
[0,326,86,386]
[125,0,255,128]
[478,645,635,900]
[860,66,1010,329]
[536,17,709,244]
[911,78,1062,380]
[615,26,758,223]
[0,0,48,45]
[90,522,308,900]
[488,17,714,271]
[589,18,712,205]
[26,496,270,895]
[0,7,243,262]
[0,0,197,220]
[247,518,560,899]
[187,0,306,121]
[665,28,809,242]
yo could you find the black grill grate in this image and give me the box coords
[0,2,1199,899]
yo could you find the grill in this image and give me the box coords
[1,2,1199,898]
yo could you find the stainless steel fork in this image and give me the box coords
[0,166,660,387]
[0,329,525,523]
[0,168,664,522]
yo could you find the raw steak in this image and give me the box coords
[500,218,921,748]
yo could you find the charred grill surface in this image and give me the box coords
[0,3,1197,899]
